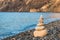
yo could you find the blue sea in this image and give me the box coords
[0,12,60,39]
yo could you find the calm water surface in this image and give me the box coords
[0,12,60,39]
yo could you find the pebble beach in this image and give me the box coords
[2,20,60,40]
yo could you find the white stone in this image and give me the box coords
[33,29,48,37]
[35,26,45,30]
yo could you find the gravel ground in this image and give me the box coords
[3,20,60,40]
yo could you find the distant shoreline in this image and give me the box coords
[2,20,60,40]
[0,0,60,12]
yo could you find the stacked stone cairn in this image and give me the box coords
[33,15,48,37]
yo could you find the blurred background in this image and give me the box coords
[0,0,60,12]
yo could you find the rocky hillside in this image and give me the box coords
[0,0,60,12]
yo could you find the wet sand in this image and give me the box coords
[2,20,60,40]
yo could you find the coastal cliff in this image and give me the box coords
[0,0,60,12]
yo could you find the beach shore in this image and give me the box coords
[2,20,60,40]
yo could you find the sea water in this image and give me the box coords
[0,12,60,39]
